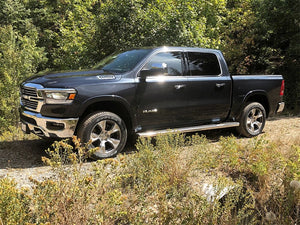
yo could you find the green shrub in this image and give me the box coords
[0,24,46,133]
[30,137,98,224]
[193,135,300,224]
[0,126,37,144]
[0,134,299,224]
[90,133,258,224]
[0,178,30,225]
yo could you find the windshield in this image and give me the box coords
[93,49,152,73]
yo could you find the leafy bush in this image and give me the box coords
[0,25,46,133]
[0,125,37,144]
[0,178,30,225]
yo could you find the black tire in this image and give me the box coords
[77,111,127,159]
[236,102,266,137]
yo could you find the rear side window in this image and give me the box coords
[187,52,221,76]
[144,52,183,76]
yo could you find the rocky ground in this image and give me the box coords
[0,116,299,189]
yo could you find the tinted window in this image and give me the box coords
[94,49,152,73]
[187,52,221,76]
[145,52,183,76]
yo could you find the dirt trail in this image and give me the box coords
[0,116,299,188]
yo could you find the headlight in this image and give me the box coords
[42,89,77,104]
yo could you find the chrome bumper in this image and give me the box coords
[276,102,285,113]
[20,110,79,138]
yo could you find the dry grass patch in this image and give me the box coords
[0,117,299,224]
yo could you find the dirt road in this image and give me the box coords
[0,116,299,188]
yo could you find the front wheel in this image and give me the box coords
[77,111,127,159]
[236,102,266,137]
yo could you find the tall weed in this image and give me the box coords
[0,179,30,225]
[0,134,299,224]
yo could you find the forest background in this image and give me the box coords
[0,0,299,133]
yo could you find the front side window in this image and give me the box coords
[187,52,221,76]
[144,52,183,76]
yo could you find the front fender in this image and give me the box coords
[78,95,137,131]
[79,95,132,115]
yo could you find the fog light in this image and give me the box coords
[46,122,65,130]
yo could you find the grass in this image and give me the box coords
[0,125,38,143]
[0,121,299,224]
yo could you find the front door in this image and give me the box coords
[135,51,189,131]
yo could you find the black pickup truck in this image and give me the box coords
[20,47,285,158]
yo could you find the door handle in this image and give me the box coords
[216,83,226,88]
[174,84,186,90]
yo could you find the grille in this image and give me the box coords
[21,98,38,110]
[21,86,38,97]
[21,86,40,111]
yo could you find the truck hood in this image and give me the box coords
[23,69,121,88]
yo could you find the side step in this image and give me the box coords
[137,122,240,137]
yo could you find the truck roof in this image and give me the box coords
[133,46,222,54]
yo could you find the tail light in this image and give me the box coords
[280,80,285,96]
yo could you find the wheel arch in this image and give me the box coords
[242,91,270,118]
[76,96,134,135]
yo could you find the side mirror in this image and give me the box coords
[140,63,168,79]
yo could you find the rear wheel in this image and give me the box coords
[237,102,266,137]
[77,111,127,159]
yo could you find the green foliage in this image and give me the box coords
[252,0,300,111]
[1,0,299,132]
[27,0,98,70]
[0,134,299,224]
[220,0,258,74]
[193,135,300,224]
[42,136,94,167]
[95,0,226,57]
[29,136,98,224]
[221,0,300,111]
[0,0,30,32]
[217,136,282,178]
[285,145,300,181]
[0,126,37,146]
[0,0,46,133]
[0,24,46,132]
[0,178,31,225]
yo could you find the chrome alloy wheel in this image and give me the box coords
[246,108,264,133]
[90,120,121,154]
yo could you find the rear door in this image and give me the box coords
[184,51,232,124]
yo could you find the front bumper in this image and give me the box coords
[20,109,79,138]
[276,102,285,113]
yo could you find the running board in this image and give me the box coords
[137,122,240,137]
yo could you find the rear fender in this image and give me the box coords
[241,90,270,117]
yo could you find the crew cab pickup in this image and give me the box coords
[20,47,285,158]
